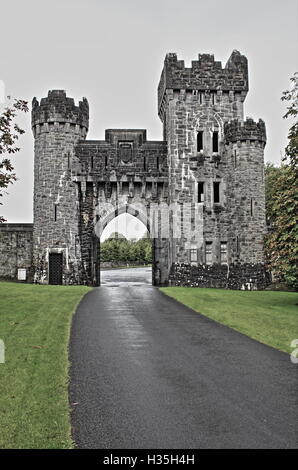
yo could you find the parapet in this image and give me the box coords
[224,118,266,144]
[158,50,248,112]
[105,129,147,145]
[32,90,89,129]
[0,223,34,232]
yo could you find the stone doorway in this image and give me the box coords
[49,253,63,285]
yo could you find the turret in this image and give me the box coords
[158,50,267,289]
[224,118,266,144]
[224,118,267,265]
[158,49,248,122]
[32,90,89,131]
[32,90,89,284]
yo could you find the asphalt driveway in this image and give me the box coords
[69,268,298,448]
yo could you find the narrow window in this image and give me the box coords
[190,248,197,263]
[143,156,146,171]
[212,131,219,153]
[205,241,212,265]
[122,182,129,195]
[220,242,227,264]
[199,93,202,104]
[54,204,57,222]
[198,182,204,203]
[156,156,159,170]
[91,155,94,169]
[250,198,254,217]
[105,155,108,169]
[234,150,237,168]
[212,93,215,105]
[67,152,70,169]
[236,236,240,254]
[197,131,203,152]
[213,182,220,203]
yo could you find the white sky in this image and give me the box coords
[101,213,148,241]
[0,0,297,231]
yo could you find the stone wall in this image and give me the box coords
[169,263,270,290]
[27,50,268,288]
[0,224,33,281]
[158,50,248,114]
[32,90,89,284]
[74,130,169,285]
[157,50,267,279]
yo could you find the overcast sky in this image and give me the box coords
[0,0,297,234]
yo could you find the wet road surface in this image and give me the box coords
[69,268,298,448]
[100,266,152,287]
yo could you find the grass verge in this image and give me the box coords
[0,282,91,449]
[160,287,298,354]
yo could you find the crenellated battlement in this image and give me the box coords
[158,50,248,112]
[32,90,89,130]
[22,50,267,289]
[224,118,266,144]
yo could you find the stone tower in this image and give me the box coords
[31,90,89,284]
[158,50,267,288]
[25,50,268,289]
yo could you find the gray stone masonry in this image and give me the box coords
[32,90,89,284]
[0,224,33,281]
[0,50,268,288]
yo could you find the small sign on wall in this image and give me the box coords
[17,269,27,281]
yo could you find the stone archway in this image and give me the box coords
[96,203,150,238]
[90,203,168,287]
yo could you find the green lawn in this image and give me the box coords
[160,287,298,354]
[0,282,90,449]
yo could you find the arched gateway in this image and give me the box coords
[28,51,269,289]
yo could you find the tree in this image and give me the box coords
[108,232,126,240]
[281,72,298,169]
[0,97,28,222]
[119,242,130,264]
[264,74,298,288]
[100,233,152,266]
[144,241,152,264]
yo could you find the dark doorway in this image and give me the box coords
[49,253,63,285]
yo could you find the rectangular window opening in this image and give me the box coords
[251,198,254,217]
[54,204,57,222]
[213,182,220,204]
[220,242,227,265]
[190,248,197,263]
[197,131,203,152]
[212,131,219,153]
[198,182,204,203]
[205,241,212,265]
[236,236,240,254]
[122,182,129,195]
